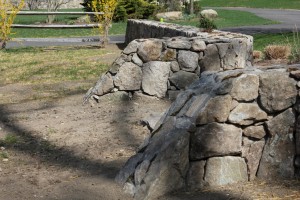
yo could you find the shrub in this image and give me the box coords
[253,50,263,60]
[199,15,217,33]
[288,30,300,64]
[264,45,291,60]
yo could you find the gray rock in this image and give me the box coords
[187,161,206,189]
[190,122,242,160]
[223,40,247,70]
[182,94,211,118]
[228,103,268,126]
[196,95,232,125]
[178,50,199,72]
[167,90,194,116]
[167,90,181,101]
[94,73,114,96]
[170,61,180,72]
[142,112,164,131]
[191,39,206,51]
[135,160,151,185]
[242,137,265,181]
[114,62,142,91]
[137,40,163,62]
[169,71,199,90]
[296,116,300,155]
[123,40,140,54]
[204,156,248,186]
[142,61,170,98]
[199,44,221,72]
[230,74,259,101]
[200,9,218,19]
[259,71,297,113]
[166,38,192,49]
[216,43,229,58]
[258,108,295,180]
[161,48,177,61]
[243,125,266,139]
[132,53,143,67]
[109,54,127,74]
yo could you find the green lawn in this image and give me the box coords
[253,33,297,51]
[201,0,300,10]
[169,9,277,29]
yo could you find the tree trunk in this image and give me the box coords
[190,0,194,15]
[101,24,110,48]
[0,40,7,50]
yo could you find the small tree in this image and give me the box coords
[27,0,41,10]
[46,0,71,24]
[0,0,25,49]
[89,0,118,47]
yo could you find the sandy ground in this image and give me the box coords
[0,45,299,200]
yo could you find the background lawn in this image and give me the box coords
[201,0,300,10]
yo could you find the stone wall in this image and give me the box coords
[84,32,253,102]
[115,66,300,199]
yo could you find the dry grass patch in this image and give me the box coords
[264,45,291,60]
[253,50,263,60]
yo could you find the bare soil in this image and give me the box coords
[0,45,299,200]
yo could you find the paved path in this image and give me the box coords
[213,7,300,34]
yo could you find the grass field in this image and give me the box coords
[201,0,300,10]
[11,9,276,38]
[0,46,112,85]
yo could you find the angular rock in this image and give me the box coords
[190,123,242,160]
[187,161,206,189]
[94,73,114,96]
[167,90,181,101]
[243,125,266,139]
[137,40,163,62]
[142,112,164,131]
[199,44,221,72]
[259,71,297,113]
[132,53,143,67]
[242,137,265,181]
[110,54,127,74]
[178,50,199,72]
[204,156,248,186]
[257,108,295,180]
[169,71,199,90]
[142,61,170,98]
[228,103,268,126]
[191,39,206,51]
[223,40,247,70]
[216,43,229,58]
[170,61,180,72]
[196,95,232,125]
[161,48,177,61]
[167,90,194,116]
[114,62,142,91]
[230,74,259,101]
[166,38,191,49]
[123,40,140,54]
[266,108,295,136]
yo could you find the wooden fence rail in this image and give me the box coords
[11,11,103,28]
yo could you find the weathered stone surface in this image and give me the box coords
[109,54,127,74]
[178,50,199,72]
[166,38,192,49]
[114,62,142,91]
[190,123,242,160]
[142,112,164,131]
[290,70,300,80]
[242,137,265,180]
[201,9,218,19]
[243,125,266,139]
[161,48,177,61]
[196,95,232,125]
[187,161,206,189]
[266,108,295,136]
[167,90,194,116]
[94,73,114,96]
[216,43,229,58]
[123,40,140,54]
[199,44,221,72]
[223,40,247,70]
[204,156,248,186]
[228,103,268,126]
[167,90,181,101]
[230,74,259,101]
[191,39,206,51]
[132,53,143,67]
[137,40,163,62]
[259,71,297,113]
[170,61,180,72]
[169,71,199,89]
[297,116,300,155]
[258,108,295,180]
[142,61,170,98]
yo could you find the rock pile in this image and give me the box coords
[115,66,300,199]
[85,33,252,102]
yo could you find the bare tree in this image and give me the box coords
[46,0,72,24]
[27,0,41,10]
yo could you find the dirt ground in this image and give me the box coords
[0,44,299,200]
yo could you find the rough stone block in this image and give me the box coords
[230,74,259,101]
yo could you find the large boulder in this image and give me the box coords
[199,44,221,72]
[137,40,163,62]
[200,9,218,19]
[178,50,199,72]
[230,74,259,101]
[114,62,142,91]
[169,71,199,90]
